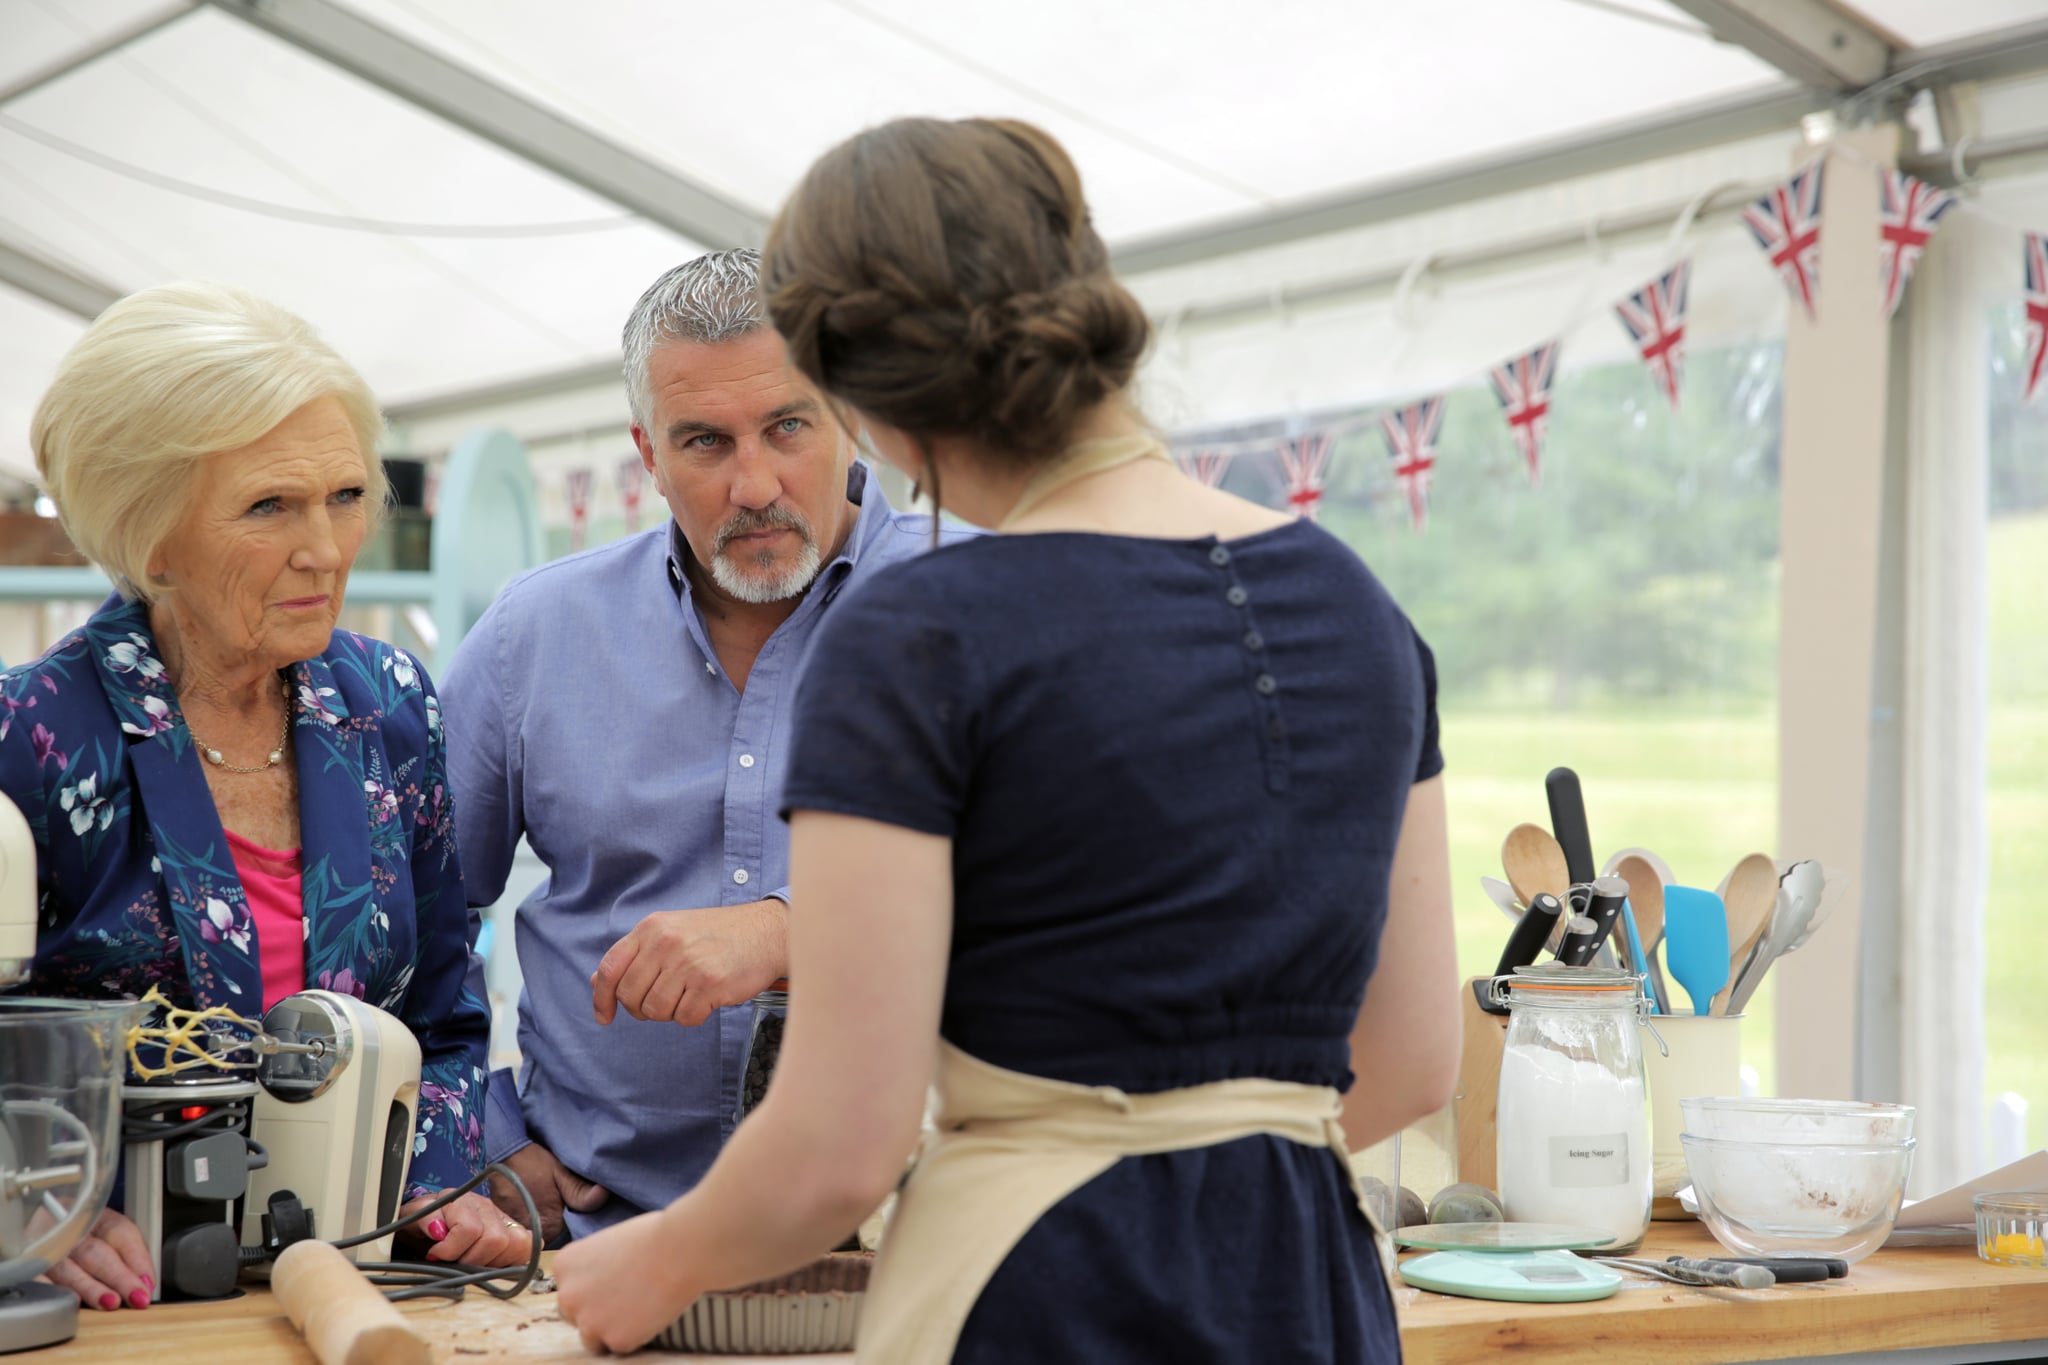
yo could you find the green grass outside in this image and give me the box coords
[1439,512,2048,1152]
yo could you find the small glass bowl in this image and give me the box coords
[1975,1192,2048,1268]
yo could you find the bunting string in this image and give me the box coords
[1168,139,2048,536]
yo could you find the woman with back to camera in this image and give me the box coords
[553,117,1460,1362]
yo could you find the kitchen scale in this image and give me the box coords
[1395,1223,1623,1303]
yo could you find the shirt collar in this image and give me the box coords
[665,460,892,601]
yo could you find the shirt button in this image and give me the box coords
[732,868,750,886]
[1243,631,1264,651]
[1255,673,1278,696]
[739,754,756,769]
[1209,546,1231,567]
[1226,586,1249,607]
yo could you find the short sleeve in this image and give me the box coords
[1412,625,1445,783]
[780,569,978,838]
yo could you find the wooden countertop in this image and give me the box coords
[56,1225,2048,1364]
[1395,1224,2048,1365]
[50,1258,845,1365]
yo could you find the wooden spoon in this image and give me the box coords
[1502,823,1572,954]
[1502,823,1570,910]
[1711,852,1779,1015]
[1612,853,1672,1011]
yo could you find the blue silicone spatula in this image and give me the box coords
[1660,885,1730,1017]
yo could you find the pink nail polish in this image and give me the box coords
[129,1289,150,1309]
[426,1218,449,1240]
[98,1293,119,1311]
[142,1275,154,1291]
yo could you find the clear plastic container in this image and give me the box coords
[1975,1191,2048,1267]
[1492,964,1654,1252]
[0,998,141,1288]
[734,988,787,1126]
[1349,1131,1401,1234]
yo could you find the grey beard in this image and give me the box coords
[709,508,822,603]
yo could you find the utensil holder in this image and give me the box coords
[1640,1012,1743,1213]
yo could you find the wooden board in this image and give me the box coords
[1453,978,1510,1191]
[59,1226,2048,1365]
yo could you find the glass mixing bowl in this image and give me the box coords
[1680,1096,1915,1147]
[0,998,140,1289]
[1682,1132,1914,1264]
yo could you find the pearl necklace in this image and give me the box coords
[188,680,293,774]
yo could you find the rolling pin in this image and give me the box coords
[272,1239,430,1365]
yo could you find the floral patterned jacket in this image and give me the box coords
[0,596,488,1197]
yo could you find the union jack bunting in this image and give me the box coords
[616,455,648,532]
[1380,397,1444,534]
[1488,340,1560,487]
[1742,159,1825,320]
[565,467,594,551]
[1614,262,1691,411]
[1878,169,1956,320]
[1173,448,1232,488]
[1275,432,1335,520]
[2025,232,2048,404]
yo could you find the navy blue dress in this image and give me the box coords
[782,520,1442,1364]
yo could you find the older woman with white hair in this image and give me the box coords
[0,282,527,1311]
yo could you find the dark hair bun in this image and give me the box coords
[764,118,1150,461]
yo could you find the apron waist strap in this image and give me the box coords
[856,1043,1377,1365]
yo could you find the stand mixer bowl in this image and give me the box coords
[0,997,142,1351]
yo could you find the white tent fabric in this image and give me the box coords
[2,0,2045,488]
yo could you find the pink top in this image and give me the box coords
[224,829,306,1009]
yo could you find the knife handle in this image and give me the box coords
[1493,893,1565,978]
[1558,877,1627,966]
[1545,767,1597,886]
[1674,1255,1846,1280]
[1662,1256,1776,1289]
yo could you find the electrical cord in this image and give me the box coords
[243,1160,544,1304]
[122,1096,254,1146]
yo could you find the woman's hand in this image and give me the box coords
[397,1190,532,1267]
[555,1208,699,1356]
[44,1207,154,1311]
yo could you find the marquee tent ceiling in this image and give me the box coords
[3,0,2046,483]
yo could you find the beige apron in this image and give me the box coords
[996,430,1173,530]
[855,1042,1388,1365]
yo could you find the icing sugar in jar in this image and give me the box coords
[1492,964,1658,1252]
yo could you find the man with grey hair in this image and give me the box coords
[440,249,953,1241]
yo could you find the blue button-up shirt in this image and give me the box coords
[441,463,945,1235]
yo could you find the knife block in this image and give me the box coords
[1453,978,1510,1191]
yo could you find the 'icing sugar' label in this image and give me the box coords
[1547,1133,1630,1188]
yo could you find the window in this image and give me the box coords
[1193,338,1786,1085]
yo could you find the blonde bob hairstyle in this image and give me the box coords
[31,281,388,601]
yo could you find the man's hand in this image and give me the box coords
[490,1141,610,1246]
[592,899,787,1026]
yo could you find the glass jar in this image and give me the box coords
[1491,964,1655,1252]
[734,986,787,1126]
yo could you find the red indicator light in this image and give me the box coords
[179,1105,208,1121]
